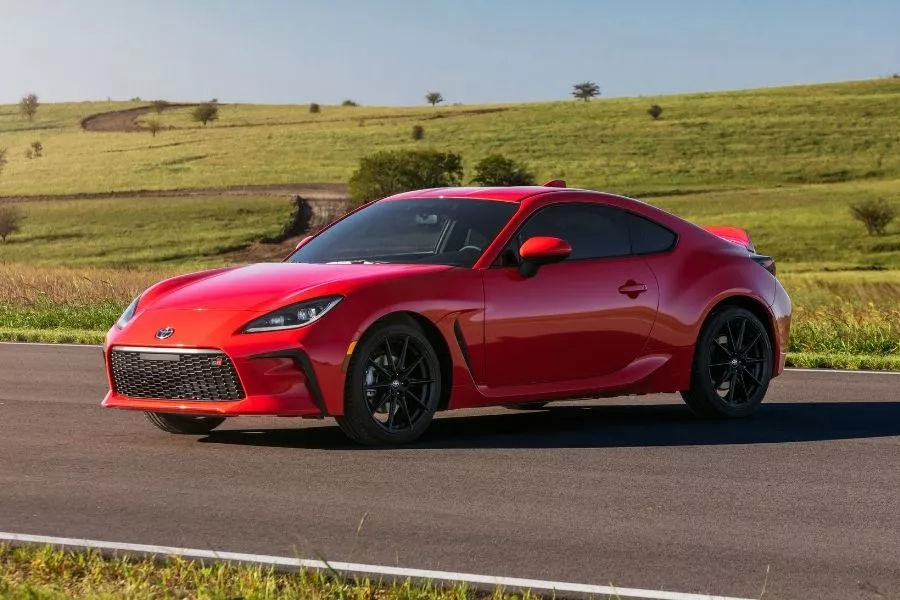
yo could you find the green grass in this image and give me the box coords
[0,545,537,600]
[1,78,899,197]
[0,195,287,268]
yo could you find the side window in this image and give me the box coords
[515,204,631,260]
[622,212,677,254]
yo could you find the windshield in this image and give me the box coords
[287,198,519,267]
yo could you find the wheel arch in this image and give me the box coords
[355,311,454,411]
[699,294,777,353]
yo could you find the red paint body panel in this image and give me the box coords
[102,186,792,421]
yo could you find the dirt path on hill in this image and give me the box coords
[80,103,198,132]
[0,183,349,203]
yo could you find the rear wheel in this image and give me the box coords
[144,412,225,434]
[681,306,773,418]
[336,320,442,445]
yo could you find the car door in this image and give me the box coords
[482,202,660,388]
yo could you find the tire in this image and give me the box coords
[336,319,442,445]
[681,306,773,418]
[144,412,226,434]
[504,402,549,410]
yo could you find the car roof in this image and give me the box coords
[384,185,582,203]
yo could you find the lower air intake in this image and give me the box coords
[110,349,245,401]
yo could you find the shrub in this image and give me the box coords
[0,203,23,242]
[25,141,43,159]
[19,94,39,121]
[309,103,321,114]
[850,198,897,235]
[348,149,464,204]
[572,82,600,102]
[191,102,219,126]
[647,104,663,120]
[150,100,170,114]
[342,99,359,107]
[425,92,444,106]
[146,120,162,137]
[472,154,535,186]
[411,125,425,140]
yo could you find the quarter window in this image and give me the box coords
[622,212,677,254]
[514,203,631,260]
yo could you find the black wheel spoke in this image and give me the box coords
[736,319,746,353]
[714,340,732,356]
[398,336,410,373]
[368,359,393,379]
[744,357,766,364]
[725,321,736,352]
[406,378,435,387]
[384,339,397,372]
[708,361,732,368]
[742,333,761,355]
[364,382,392,390]
[713,367,732,389]
[743,369,765,388]
[369,391,390,413]
[403,388,429,409]
[401,355,425,378]
[386,397,397,429]
[398,395,414,427]
[727,370,738,404]
[737,371,749,402]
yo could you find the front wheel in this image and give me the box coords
[144,412,226,434]
[681,306,773,418]
[336,320,442,445]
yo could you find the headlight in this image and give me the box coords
[242,296,342,333]
[115,295,141,329]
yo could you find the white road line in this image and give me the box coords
[785,367,900,376]
[0,532,753,600]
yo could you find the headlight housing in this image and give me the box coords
[242,296,342,333]
[115,295,141,329]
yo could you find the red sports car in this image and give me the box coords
[102,182,791,445]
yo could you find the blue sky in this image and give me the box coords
[1,0,897,105]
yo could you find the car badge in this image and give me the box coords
[155,327,175,340]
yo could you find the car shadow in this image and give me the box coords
[197,401,900,450]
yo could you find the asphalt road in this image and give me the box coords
[1,343,899,600]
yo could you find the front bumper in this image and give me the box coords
[101,307,350,417]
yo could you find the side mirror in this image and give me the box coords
[294,236,313,251]
[518,236,571,278]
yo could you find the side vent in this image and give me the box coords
[452,319,474,375]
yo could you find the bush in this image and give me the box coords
[348,149,463,204]
[145,120,162,137]
[309,103,321,114]
[19,94,39,121]
[342,99,359,107]
[0,148,6,173]
[150,100,170,114]
[25,141,43,159]
[191,102,219,126]
[0,203,23,242]
[472,154,535,186]
[411,125,425,140]
[850,198,896,235]
[647,104,663,120]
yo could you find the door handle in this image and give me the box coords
[618,280,647,298]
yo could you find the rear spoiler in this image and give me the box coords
[703,226,776,276]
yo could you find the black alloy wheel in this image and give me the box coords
[337,320,442,445]
[682,306,773,418]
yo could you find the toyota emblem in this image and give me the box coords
[155,327,175,340]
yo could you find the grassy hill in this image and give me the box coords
[1,78,899,197]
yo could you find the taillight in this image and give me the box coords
[750,253,776,276]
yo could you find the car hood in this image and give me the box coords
[144,262,454,312]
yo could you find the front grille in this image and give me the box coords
[110,349,245,401]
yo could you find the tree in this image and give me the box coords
[191,102,219,126]
[572,82,600,102]
[0,203,22,242]
[472,154,535,187]
[150,100,170,114]
[146,120,163,137]
[425,92,444,106]
[411,125,425,140]
[850,198,897,235]
[25,141,43,159]
[342,99,359,107]
[647,104,663,120]
[348,149,464,204]
[19,94,39,121]
[309,103,321,114]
